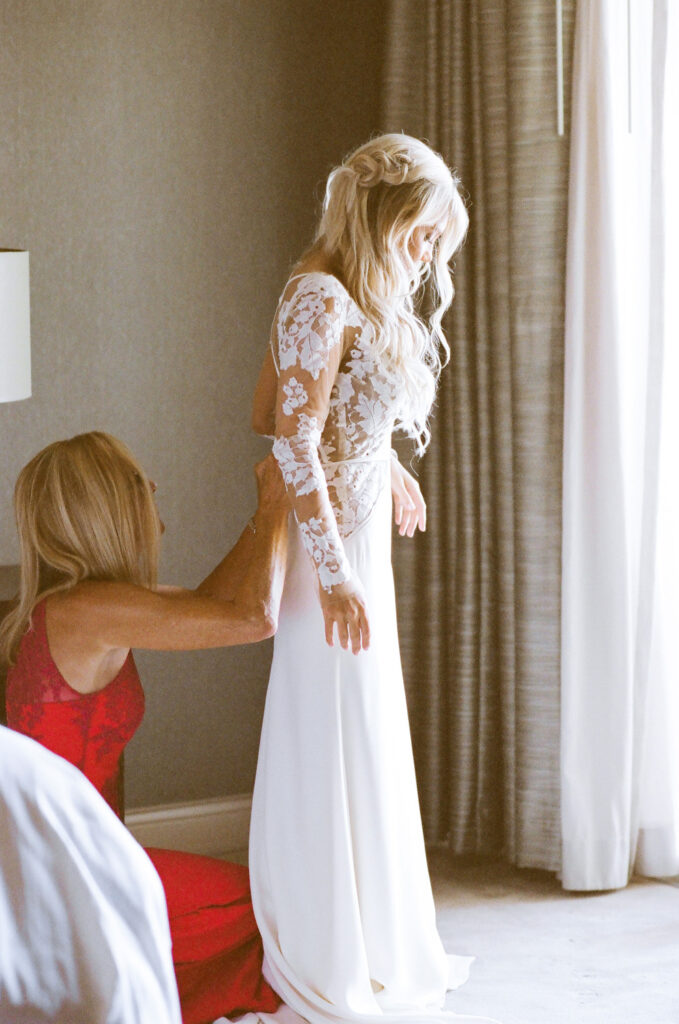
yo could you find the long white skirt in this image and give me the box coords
[249,472,500,1024]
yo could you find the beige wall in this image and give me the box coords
[0,0,385,807]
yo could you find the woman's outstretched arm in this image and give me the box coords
[47,457,289,657]
[196,454,286,607]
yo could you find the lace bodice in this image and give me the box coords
[270,272,403,591]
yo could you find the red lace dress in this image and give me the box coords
[5,600,280,1024]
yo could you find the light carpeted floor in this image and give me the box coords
[231,846,678,1022]
[432,851,679,1024]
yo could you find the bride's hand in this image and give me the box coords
[390,459,426,537]
[318,577,370,655]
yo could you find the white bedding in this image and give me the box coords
[0,725,181,1023]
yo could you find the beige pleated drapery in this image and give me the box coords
[384,1,575,870]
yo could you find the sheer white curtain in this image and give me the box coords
[561,0,679,890]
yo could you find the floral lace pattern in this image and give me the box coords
[281,378,309,416]
[270,272,403,592]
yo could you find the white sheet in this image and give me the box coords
[0,725,181,1023]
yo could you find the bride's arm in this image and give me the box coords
[271,276,370,655]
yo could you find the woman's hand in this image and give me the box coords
[254,454,289,512]
[390,459,426,537]
[252,349,278,436]
[318,577,370,655]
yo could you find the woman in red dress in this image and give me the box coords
[2,430,288,1024]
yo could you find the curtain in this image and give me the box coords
[384,1,574,869]
[561,0,679,890]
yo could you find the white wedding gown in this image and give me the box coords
[249,272,499,1024]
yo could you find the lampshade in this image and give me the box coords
[0,249,31,403]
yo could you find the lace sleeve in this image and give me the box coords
[271,275,352,592]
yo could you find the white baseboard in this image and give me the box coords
[125,793,252,858]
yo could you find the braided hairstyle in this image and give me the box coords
[316,133,468,453]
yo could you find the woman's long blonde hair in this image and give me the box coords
[317,133,469,452]
[0,431,160,665]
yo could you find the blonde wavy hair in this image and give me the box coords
[316,133,468,451]
[0,431,160,665]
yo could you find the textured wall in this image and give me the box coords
[0,0,384,806]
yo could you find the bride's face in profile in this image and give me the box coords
[407,222,445,267]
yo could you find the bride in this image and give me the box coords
[251,134,496,1024]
